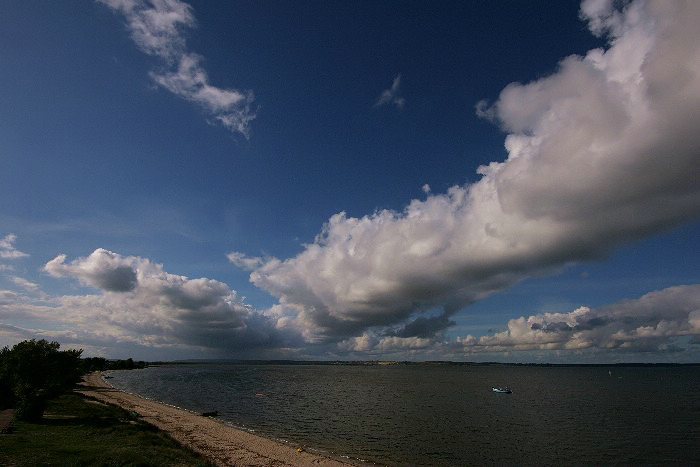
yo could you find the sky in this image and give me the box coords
[1,0,700,362]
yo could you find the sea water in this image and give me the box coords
[108,364,700,465]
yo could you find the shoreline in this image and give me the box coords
[77,372,354,467]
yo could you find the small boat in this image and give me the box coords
[492,387,512,394]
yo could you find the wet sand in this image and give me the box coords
[77,372,353,467]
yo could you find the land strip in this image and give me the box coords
[0,394,208,466]
[77,372,353,467]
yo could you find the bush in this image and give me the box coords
[13,388,46,422]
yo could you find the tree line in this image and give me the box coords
[0,339,145,421]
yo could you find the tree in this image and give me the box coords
[0,339,83,420]
[0,346,13,409]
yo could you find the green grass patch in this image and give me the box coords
[0,393,209,466]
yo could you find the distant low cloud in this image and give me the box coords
[458,284,700,354]
[331,284,700,359]
[338,333,432,354]
[245,0,700,344]
[0,234,28,259]
[99,0,256,137]
[375,74,405,110]
[2,245,700,360]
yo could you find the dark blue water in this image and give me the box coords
[109,364,700,465]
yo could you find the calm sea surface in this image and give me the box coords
[109,364,700,465]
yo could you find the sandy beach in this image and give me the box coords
[77,373,353,467]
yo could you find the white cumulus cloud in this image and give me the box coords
[244,0,700,343]
[44,248,138,292]
[20,248,300,354]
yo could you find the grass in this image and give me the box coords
[0,393,209,466]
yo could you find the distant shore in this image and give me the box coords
[78,372,353,467]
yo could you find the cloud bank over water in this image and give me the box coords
[1,240,699,359]
[2,248,297,357]
[240,0,700,346]
[458,285,700,354]
[333,285,700,359]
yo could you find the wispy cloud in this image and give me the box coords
[0,290,19,304]
[0,234,28,259]
[226,251,264,271]
[375,74,405,110]
[0,323,35,339]
[9,277,49,302]
[99,0,256,137]
[10,277,41,294]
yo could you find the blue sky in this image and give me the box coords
[1,0,700,361]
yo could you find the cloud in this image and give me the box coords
[0,290,19,304]
[44,249,138,292]
[580,0,619,37]
[0,323,35,339]
[28,248,300,354]
[375,74,405,110]
[245,0,700,343]
[390,312,455,339]
[3,248,700,359]
[458,284,700,353]
[338,333,432,354]
[10,277,41,294]
[226,251,264,271]
[474,99,495,121]
[0,234,28,259]
[99,0,256,137]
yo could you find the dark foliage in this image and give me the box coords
[81,356,146,372]
[0,340,148,421]
[0,340,82,420]
[0,394,209,466]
